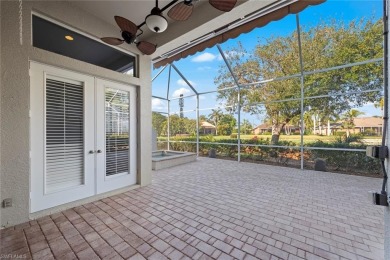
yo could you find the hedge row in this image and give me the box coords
[158,137,382,176]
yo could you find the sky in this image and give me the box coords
[151,0,384,126]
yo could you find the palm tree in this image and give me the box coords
[374,97,384,110]
[342,109,365,137]
[317,110,339,136]
[199,115,208,122]
[208,109,223,135]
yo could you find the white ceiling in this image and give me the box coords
[69,0,278,58]
[70,0,181,30]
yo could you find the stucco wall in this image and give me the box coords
[0,1,152,227]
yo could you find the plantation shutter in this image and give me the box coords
[45,78,84,193]
[105,88,130,176]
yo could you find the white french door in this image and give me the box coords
[96,79,137,193]
[30,63,137,213]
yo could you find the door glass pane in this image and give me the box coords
[46,78,84,193]
[105,88,130,176]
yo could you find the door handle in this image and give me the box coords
[89,150,94,154]
[96,150,102,154]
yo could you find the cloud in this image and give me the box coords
[191,52,217,62]
[151,98,166,110]
[197,66,212,71]
[177,79,196,87]
[172,88,190,98]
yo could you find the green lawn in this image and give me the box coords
[160,134,382,144]
[216,134,381,143]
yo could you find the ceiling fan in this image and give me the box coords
[101,16,157,55]
[168,0,237,21]
[101,0,237,55]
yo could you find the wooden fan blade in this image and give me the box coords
[209,0,237,12]
[114,16,138,35]
[101,37,124,45]
[167,2,194,21]
[137,41,157,55]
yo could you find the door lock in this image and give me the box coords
[89,150,102,154]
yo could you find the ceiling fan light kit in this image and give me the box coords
[145,7,168,33]
[101,0,237,55]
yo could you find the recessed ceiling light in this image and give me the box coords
[65,35,74,41]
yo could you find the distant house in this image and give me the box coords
[252,123,299,135]
[316,117,383,136]
[252,123,271,135]
[200,121,216,135]
[352,117,383,135]
[252,117,383,136]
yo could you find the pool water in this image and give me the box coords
[152,150,188,158]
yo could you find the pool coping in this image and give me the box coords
[152,150,197,170]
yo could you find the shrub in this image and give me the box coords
[164,136,381,176]
[230,133,238,139]
[334,131,345,136]
[204,134,215,142]
[307,139,381,175]
[364,129,377,136]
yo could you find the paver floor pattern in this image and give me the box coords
[0,158,385,260]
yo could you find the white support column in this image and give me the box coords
[216,44,241,162]
[196,95,200,156]
[167,65,172,151]
[167,100,170,151]
[296,13,305,170]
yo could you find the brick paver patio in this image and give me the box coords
[0,158,385,259]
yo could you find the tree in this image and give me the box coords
[161,115,197,136]
[152,112,167,136]
[303,111,314,134]
[308,108,340,135]
[374,97,384,111]
[217,114,237,135]
[341,109,365,137]
[240,119,253,135]
[215,18,383,144]
[161,115,180,136]
[208,109,223,135]
[184,118,197,136]
[178,94,185,133]
[199,115,208,123]
[179,94,184,118]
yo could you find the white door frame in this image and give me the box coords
[30,63,138,213]
[95,79,137,194]
[30,62,95,213]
